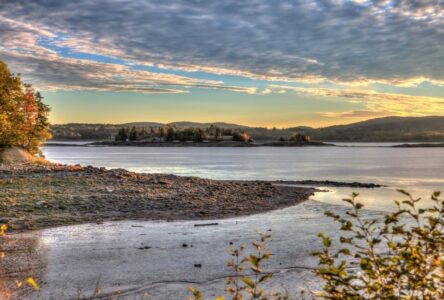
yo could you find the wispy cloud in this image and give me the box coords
[320,110,391,118]
[267,85,444,117]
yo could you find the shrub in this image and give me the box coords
[188,233,288,300]
[312,190,443,299]
[189,191,443,300]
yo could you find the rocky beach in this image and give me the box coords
[0,159,316,232]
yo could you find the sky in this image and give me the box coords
[0,0,443,128]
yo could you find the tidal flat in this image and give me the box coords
[0,163,315,232]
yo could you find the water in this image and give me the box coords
[42,145,444,211]
[11,145,443,298]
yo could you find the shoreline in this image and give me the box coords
[0,161,383,233]
[44,141,444,148]
[45,140,334,147]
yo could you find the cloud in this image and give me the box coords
[0,0,442,88]
[267,85,444,117]
[320,110,391,118]
[1,46,258,94]
[0,20,257,94]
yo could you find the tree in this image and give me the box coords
[166,127,176,141]
[22,84,51,153]
[232,131,251,142]
[0,60,24,148]
[115,128,128,141]
[194,129,207,142]
[0,60,52,155]
[129,126,138,141]
[215,127,221,140]
[290,133,310,143]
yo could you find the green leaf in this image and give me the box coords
[240,277,255,288]
[246,255,260,267]
[259,273,273,283]
[338,248,351,256]
[355,203,364,210]
[318,233,332,247]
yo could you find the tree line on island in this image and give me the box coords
[114,125,253,143]
[51,115,444,143]
[114,124,312,144]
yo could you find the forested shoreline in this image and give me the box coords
[50,116,444,142]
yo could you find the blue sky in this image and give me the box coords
[0,0,443,127]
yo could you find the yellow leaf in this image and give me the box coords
[0,224,7,236]
[15,281,23,288]
[26,277,39,290]
[0,252,5,258]
[215,296,225,300]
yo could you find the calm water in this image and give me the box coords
[42,145,444,211]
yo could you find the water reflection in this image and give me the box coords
[313,186,439,212]
[42,145,444,209]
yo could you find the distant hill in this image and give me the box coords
[297,116,444,142]
[168,121,249,129]
[123,122,164,127]
[50,116,444,142]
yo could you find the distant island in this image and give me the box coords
[50,116,444,143]
[392,143,444,148]
[47,124,333,147]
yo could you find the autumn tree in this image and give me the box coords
[232,131,251,142]
[290,133,310,143]
[0,60,51,155]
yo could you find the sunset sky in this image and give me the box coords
[1,0,443,128]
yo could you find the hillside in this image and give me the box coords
[296,116,444,142]
[50,116,444,142]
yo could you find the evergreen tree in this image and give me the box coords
[115,128,128,141]
[129,126,138,141]
[215,127,221,140]
[194,129,207,142]
[166,127,176,141]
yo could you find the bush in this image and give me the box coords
[313,190,443,299]
[189,233,288,300]
[189,191,444,299]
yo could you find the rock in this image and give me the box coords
[194,222,218,227]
